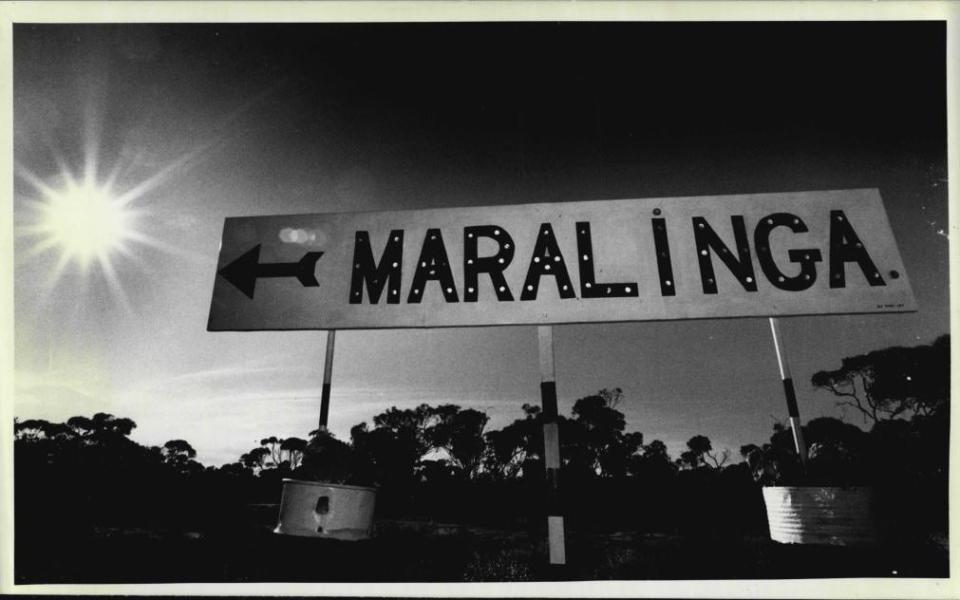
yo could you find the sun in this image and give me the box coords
[16,82,250,302]
[34,175,136,271]
[17,126,213,309]
[16,150,170,307]
[17,162,148,287]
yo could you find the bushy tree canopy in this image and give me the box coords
[812,334,949,423]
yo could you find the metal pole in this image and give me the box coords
[537,325,565,565]
[768,317,808,469]
[318,329,336,431]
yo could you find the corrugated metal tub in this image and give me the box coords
[274,478,377,540]
[762,486,877,546]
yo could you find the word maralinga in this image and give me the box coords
[349,211,888,304]
[209,191,915,330]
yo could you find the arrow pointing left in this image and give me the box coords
[218,244,323,299]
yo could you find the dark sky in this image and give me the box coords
[13,21,948,464]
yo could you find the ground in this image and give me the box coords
[14,504,948,584]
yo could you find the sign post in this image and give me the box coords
[537,325,565,566]
[318,330,336,431]
[768,317,809,469]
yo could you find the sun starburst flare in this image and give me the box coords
[15,144,198,308]
[22,171,137,271]
[16,78,283,308]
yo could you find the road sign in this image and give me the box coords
[207,189,916,331]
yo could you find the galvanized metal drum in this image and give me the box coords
[274,478,377,540]
[762,486,877,546]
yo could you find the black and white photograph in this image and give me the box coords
[2,2,955,595]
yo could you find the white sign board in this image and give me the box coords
[207,189,916,331]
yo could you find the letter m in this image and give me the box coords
[350,230,404,304]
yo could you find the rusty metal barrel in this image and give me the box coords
[762,486,878,546]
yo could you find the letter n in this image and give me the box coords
[693,216,757,294]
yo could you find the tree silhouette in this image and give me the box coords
[739,443,761,460]
[678,435,728,469]
[643,439,671,462]
[64,413,137,441]
[626,439,676,479]
[240,447,270,472]
[162,439,196,462]
[295,429,362,483]
[425,406,490,478]
[92,413,137,436]
[15,418,75,441]
[482,420,528,480]
[481,403,546,480]
[811,334,949,423]
[351,405,436,485]
[479,390,645,481]
[349,403,495,484]
[373,404,437,455]
[280,437,308,470]
[259,436,283,466]
[568,388,644,478]
[162,439,202,474]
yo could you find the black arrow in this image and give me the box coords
[218,244,323,299]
